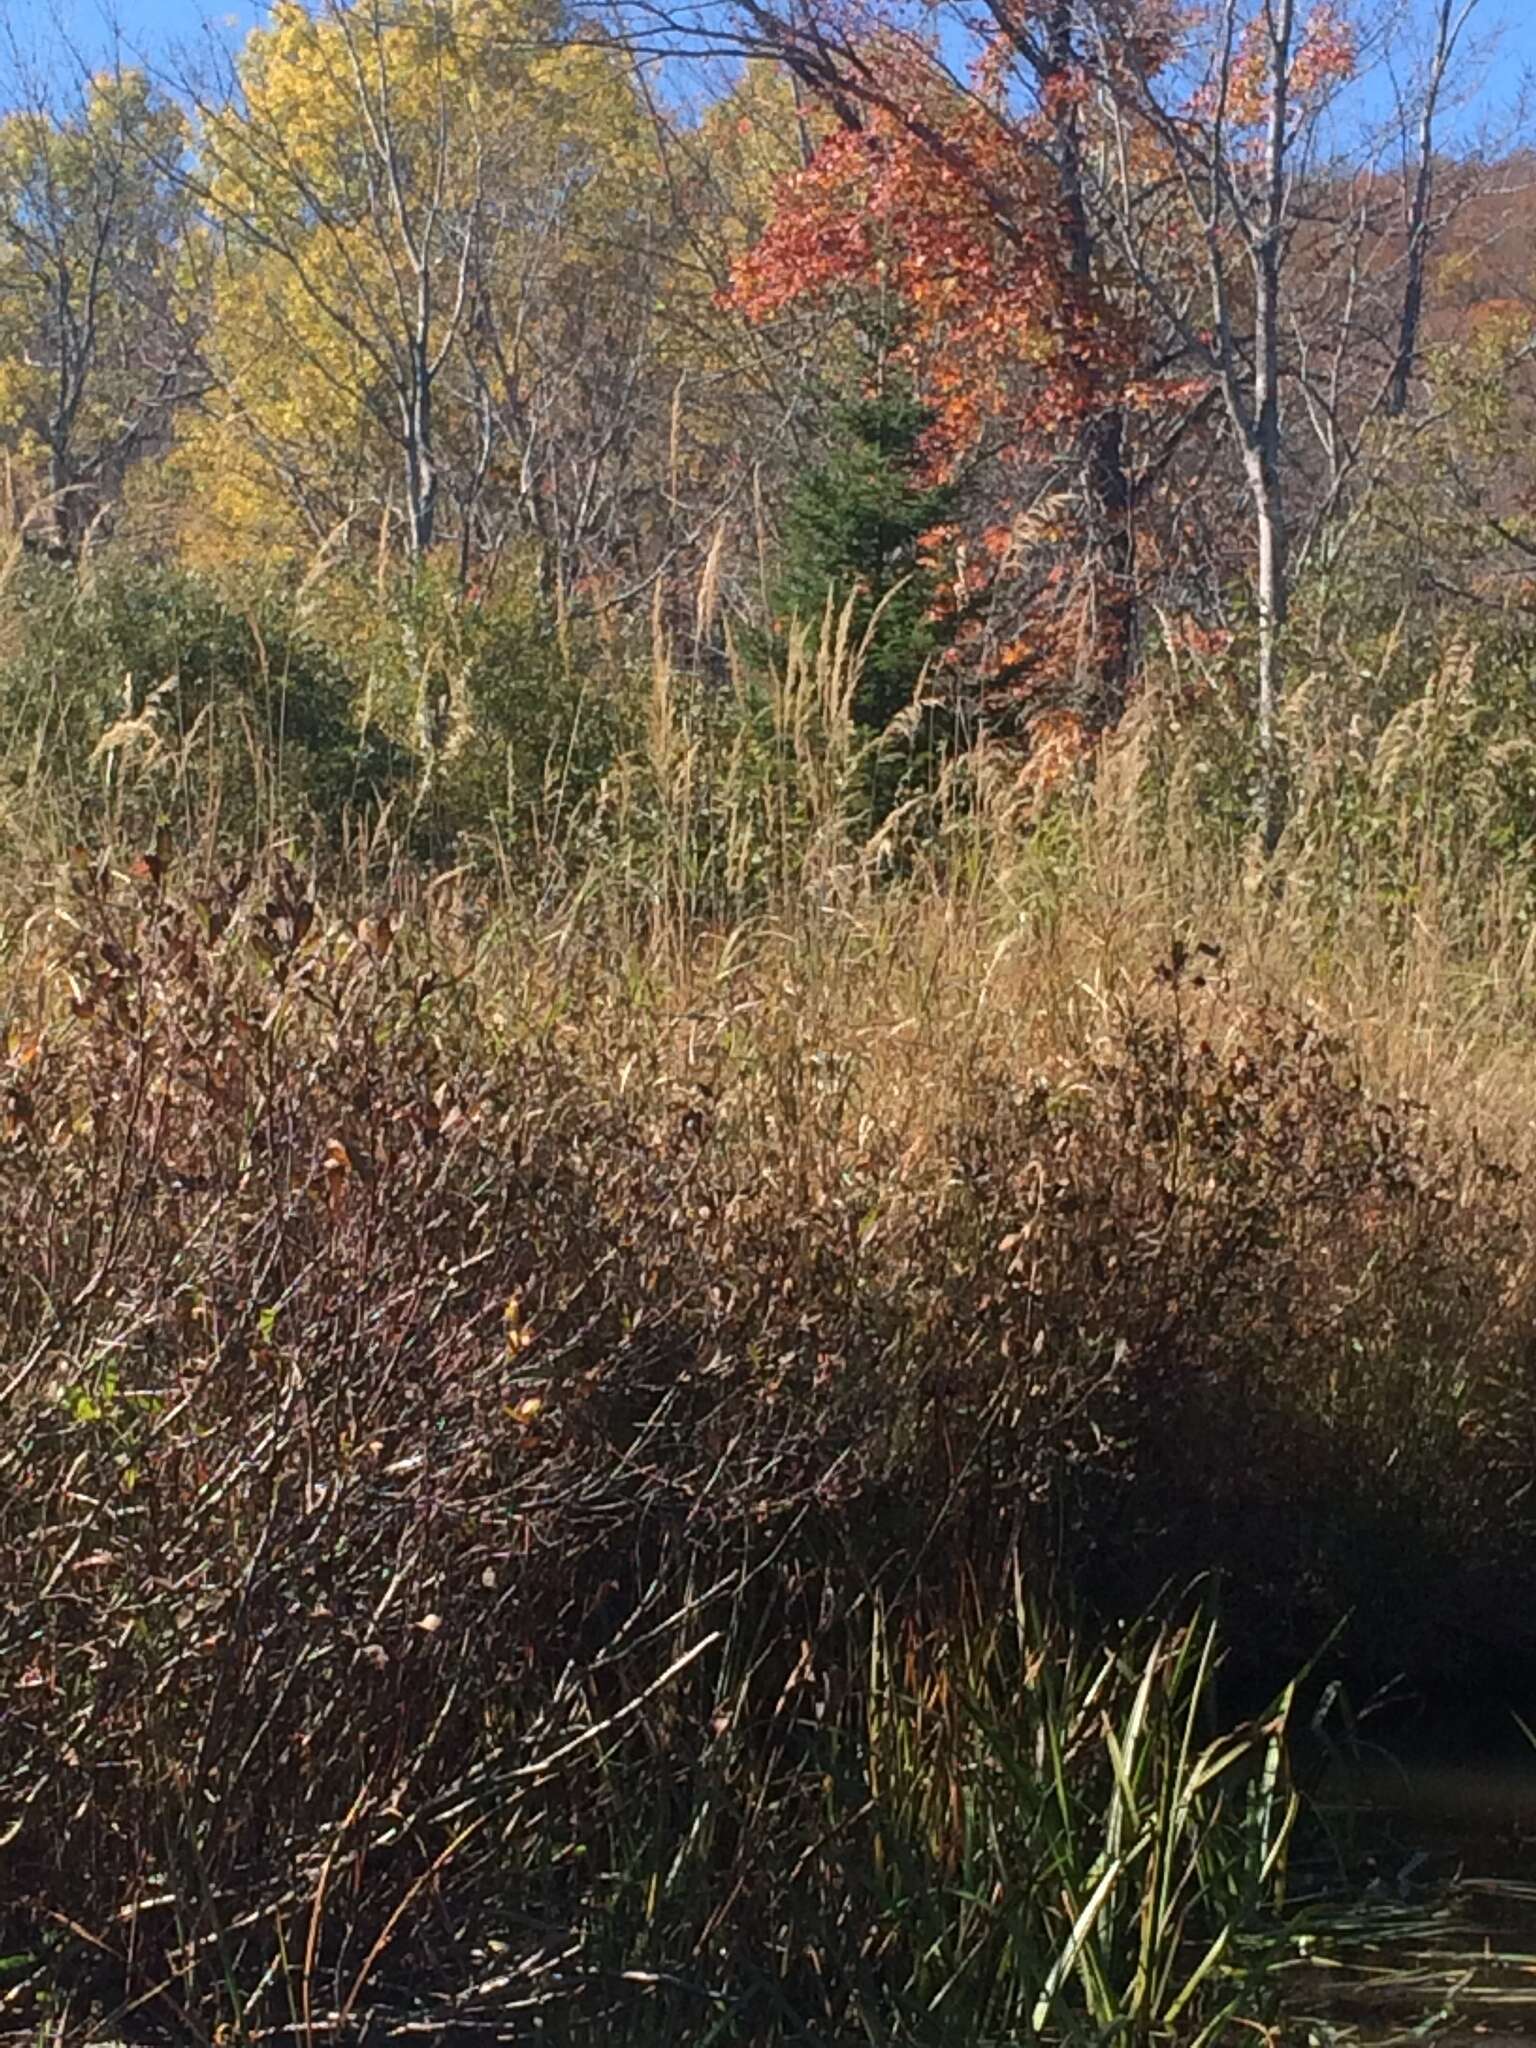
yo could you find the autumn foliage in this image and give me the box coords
[729,0,1362,728]
[730,55,1142,705]
[0,0,1521,778]
[732,80,1115,465]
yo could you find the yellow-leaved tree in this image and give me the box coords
[175,0,666,591]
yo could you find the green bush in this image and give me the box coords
[339,559,634,864]
[0,556,410,840]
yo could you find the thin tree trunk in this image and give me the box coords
[1248,443,1288,849]
[1045,0,1136,725]
[404,335,437,561]
[47,442,79,559]
[1080,402,1135,724]
[1387,0,1470,417]
[49,271,83,560]
[1252,0,1293,851]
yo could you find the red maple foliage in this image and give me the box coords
[728,34,1167,715]
[730,0,1360,727]
[732,62,1122,471]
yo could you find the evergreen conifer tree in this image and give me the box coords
[772,384,955,732]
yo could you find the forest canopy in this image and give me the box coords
[0,0,1532,842]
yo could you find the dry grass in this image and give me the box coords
[7,576,1536,2039]
[2,799,1535,2037]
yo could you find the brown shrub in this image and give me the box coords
[3,857,1535,2033]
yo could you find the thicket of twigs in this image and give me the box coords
[6,717,1536,2035]
[8,535,1536,2038]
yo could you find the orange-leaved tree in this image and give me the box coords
[724,7,1200,733]
[697,0,1417,836]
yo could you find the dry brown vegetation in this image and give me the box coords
[6,681,1536,2036]
[6,1,1536,2013]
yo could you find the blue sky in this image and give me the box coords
[4,0,1534,147]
